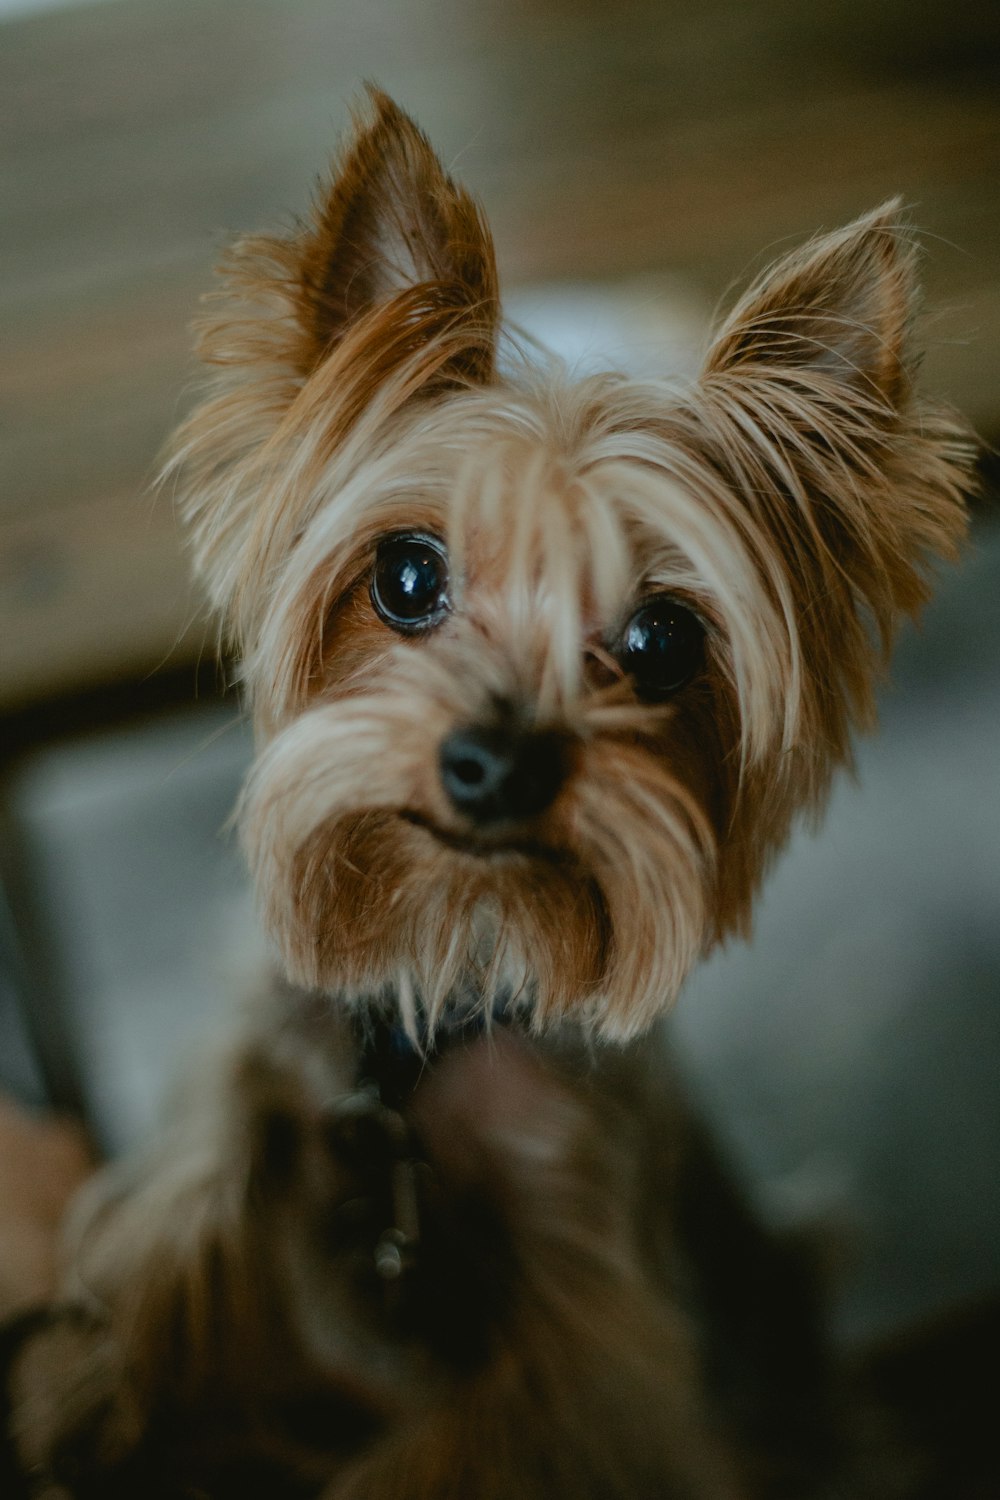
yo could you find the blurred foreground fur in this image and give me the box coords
[6,1003,996,1498]
[0,997,872,1497]
[3,88,980,1496]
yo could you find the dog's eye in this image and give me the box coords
[371,534,450,633]
[617,596,705,701]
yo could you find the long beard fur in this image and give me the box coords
[240,639,717,1039]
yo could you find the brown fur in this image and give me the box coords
[5,1019,992,1497]
[164,89,972,1039]
[3,89,977,1500]
[7,1002,746,1498]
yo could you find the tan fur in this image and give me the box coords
[162,90,971,1040]
[5,92,977,1500]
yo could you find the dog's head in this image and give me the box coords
[168,89,971,1038]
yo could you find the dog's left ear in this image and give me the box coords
[691,200,971,760]
[704,199,913,406]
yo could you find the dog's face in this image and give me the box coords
[169,90,970,1038]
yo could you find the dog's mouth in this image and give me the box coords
[398,809,570,865]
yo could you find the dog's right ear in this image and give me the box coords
[202,88,499,390]
[292,88,500,383]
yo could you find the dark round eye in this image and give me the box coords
[371,534,450,633]
[617,596,705,701]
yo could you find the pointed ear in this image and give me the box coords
[167,92,499,644]
[292,87,499,382]
[689,200,971,753]
[704,201,914,406]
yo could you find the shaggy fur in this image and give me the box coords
[3,89,976,1499]
[5,997,842,1499]
[5,1012,994,1498]
[165,89,971,1039]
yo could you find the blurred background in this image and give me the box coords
[1,0,998,1352]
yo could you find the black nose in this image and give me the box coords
[439,722,567,825]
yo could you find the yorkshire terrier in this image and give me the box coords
[173,92,968,1038]
[3,88,974,1496]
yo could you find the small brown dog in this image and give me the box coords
[3,88,975,1496]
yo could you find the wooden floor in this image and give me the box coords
[2,0,998,708]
